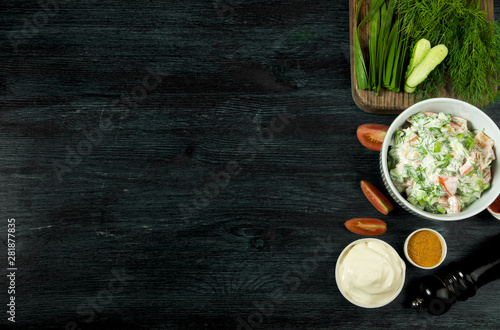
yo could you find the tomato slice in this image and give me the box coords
[438,176,458,196]
[344,218,387,236]
[360,180,394,215]
[356,124,389,151]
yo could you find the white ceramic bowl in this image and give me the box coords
[487,201,500,220]
[404,228,447,269]
[335,238,406,308]
[380,98,500,221]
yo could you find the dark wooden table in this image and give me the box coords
[1,1,500,329]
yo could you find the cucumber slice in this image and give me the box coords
[405,38,431,79]
[404,44,448,93]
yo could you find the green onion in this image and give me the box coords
[354,0,390,91]
[368,0,380,91]
[378,0,396,92]
[383,20,399,87]
[354,0,369,90]
[354,0,410,94]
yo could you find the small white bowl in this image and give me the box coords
[380,98,500,221]
[404,228,447,269]
[336,238,406,308]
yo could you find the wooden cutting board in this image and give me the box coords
[349,0,495,114]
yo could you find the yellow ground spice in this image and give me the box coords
[408,230,442,267]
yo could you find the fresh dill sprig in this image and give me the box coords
[397,0,500,109]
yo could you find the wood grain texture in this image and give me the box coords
[350,0,495,114]
[1,1,500,329]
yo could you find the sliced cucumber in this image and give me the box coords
[405,38,431,79]
[405,44,448,93]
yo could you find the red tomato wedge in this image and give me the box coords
[344,218,387,236]
[356,124,389,151]
[360,180,394,215]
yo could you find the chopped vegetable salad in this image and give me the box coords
[388,112,495,214]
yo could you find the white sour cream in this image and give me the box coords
[336,239,405,307]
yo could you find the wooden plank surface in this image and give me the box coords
[350,0,495,114]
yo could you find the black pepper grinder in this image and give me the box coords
[411,233,500,315]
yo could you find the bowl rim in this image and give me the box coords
[335,238,406,308]
[403,228,447,269]
[380,97,500,221]
[487,205,500,220]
